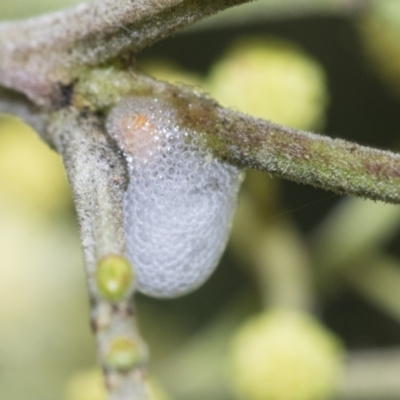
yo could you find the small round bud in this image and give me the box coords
[230,309,344,400]
[96,256,133,302]
[105,337,140,372]
[207,36,328,130]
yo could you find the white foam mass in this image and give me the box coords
[107,97,242,298]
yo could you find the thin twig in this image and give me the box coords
[205,107,400,204]
[73,70,400,205]
[125,81,400,205]
[0,0,252,105]
[49,107,149,400]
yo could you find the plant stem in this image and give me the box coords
[215,109,400,204]
[73,69,400,206]
[131,82,400,204]
[4,57,400,207]
[49,107,149,400]
[0,0,252,105]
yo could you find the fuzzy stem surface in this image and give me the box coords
[0,0,252,105]
[49,107,149,400]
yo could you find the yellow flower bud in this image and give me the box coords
[207,36,328,130]
[230,309,344,400]
[96,255,133,302]
[105,337,141,372]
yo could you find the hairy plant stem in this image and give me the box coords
[72,69,400,204]
[0,0,252,106]
[211,106,400,204]
[49,107,148,400]
[3,63,400,205]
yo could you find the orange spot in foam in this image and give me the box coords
[122,114,148,131]
[119,113,158,161]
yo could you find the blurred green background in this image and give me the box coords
[2,1,400,399]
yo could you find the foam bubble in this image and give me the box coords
[107,97,242,298]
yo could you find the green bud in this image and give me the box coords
[96,255,133,302]
[230,309,344,400]
[207,36,328,131]
[105,337,140,372]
